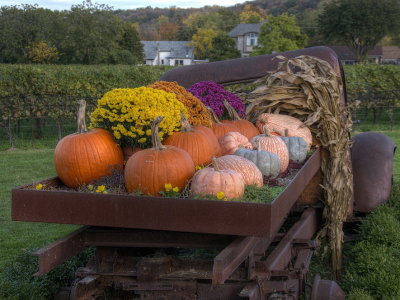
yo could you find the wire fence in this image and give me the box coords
[0,92,399,150]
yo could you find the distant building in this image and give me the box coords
[228,23,264,57]
[328,45,400,65]
[141,41,194,66]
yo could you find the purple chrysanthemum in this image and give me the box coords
[188,81,246,119]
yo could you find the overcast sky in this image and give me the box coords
[1,0,247,10]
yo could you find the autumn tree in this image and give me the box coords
[318,0,400,63]
[252,13,307,56]
[209,32,241,62]
[240,4,267,24]
[190,28,218,59]
[26,41,59,63]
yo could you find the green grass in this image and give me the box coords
[0,149,77,269]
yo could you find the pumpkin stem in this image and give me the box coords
[207,107,222,124]
[151,116,167,150]
[223,100,241,121]
[211,156,220,171]
[77,99,87,134]
[284,128,289,137]
[180,112,193,132]
[255,139,262,152]
[262,125,272,137]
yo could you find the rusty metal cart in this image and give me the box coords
[11,46,395,299]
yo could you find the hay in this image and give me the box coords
[245,55,353,277]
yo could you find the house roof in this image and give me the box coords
[141,41,194,60]
[228,23,264,37]
[382,46,400,59]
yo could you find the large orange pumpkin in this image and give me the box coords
[208,107,239,139]
[251,127,289,173]
[255,113,312,149]
[221,100,259,140]
[190,158,245,200]
[214,155,263,187]
[125,116,195,196]
[163,113,216,166]
[54,100,124,188]
[195,125,222,157]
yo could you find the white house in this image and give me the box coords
[141,41,194,66]
[228,23,264,57]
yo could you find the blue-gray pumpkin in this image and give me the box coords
[234,148,280,179]
[280,136,308,163]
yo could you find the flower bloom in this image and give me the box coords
[164,183,172,191]
[96,185,106,193]
[216,191,225,200]
[172,187,179,192]
[35,183,43,190]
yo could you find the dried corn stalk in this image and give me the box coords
[246,55,353,277]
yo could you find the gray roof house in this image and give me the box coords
[328,45,400,64]
[229,23,264,57]
[141,41,194,66]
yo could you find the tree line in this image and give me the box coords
[0,1,144,64]
[1,0,400,64]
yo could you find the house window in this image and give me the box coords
[247,33,258,46]
[161,59,164,65]
[174,60,184,66]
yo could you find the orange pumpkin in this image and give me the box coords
[125,116,195,196]
[221,100,259,140]
[214,155,263,187]
[195,125,222,157]
[255,113,312,149]
[207,107,239,139]
[190,157,244,200]
[54,100,124,188]
[251,127,289,173]
[219,131,253,156]
[163,113,216,166]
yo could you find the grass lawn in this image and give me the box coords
[0,149,77,269]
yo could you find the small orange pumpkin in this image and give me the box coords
[214,155,263,187]
[190,157,245,200]
[219,131,253,156]
[221,100,259,140]
[54,100,124,188]
[208,107,239,139]
[251,126,289,173]
[163,113,216,166]
[125,116,195,196]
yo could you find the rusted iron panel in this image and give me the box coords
[351,131,396,212]
[32,226,87,276]
[12,150,320,237]
[84,227,233,249]
[160,46,342,88]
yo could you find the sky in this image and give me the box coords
[0,0,247,10]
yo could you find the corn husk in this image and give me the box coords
[245,55,353,277]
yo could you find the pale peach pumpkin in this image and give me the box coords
[190,159,244,200]
[219,131,253,156]
[213,155,263,187]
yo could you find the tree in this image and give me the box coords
[190,28,218,59]
[318,0,400,63]
[252,13,308,56]
[26,41,59,63]
[240,4,267,24]
[209,32,241,62]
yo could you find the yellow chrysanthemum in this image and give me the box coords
[164,183,172,191]
[216,191,225,200]
[35,183,43,190]
[172,187,179,192]
[89,87,188,149]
